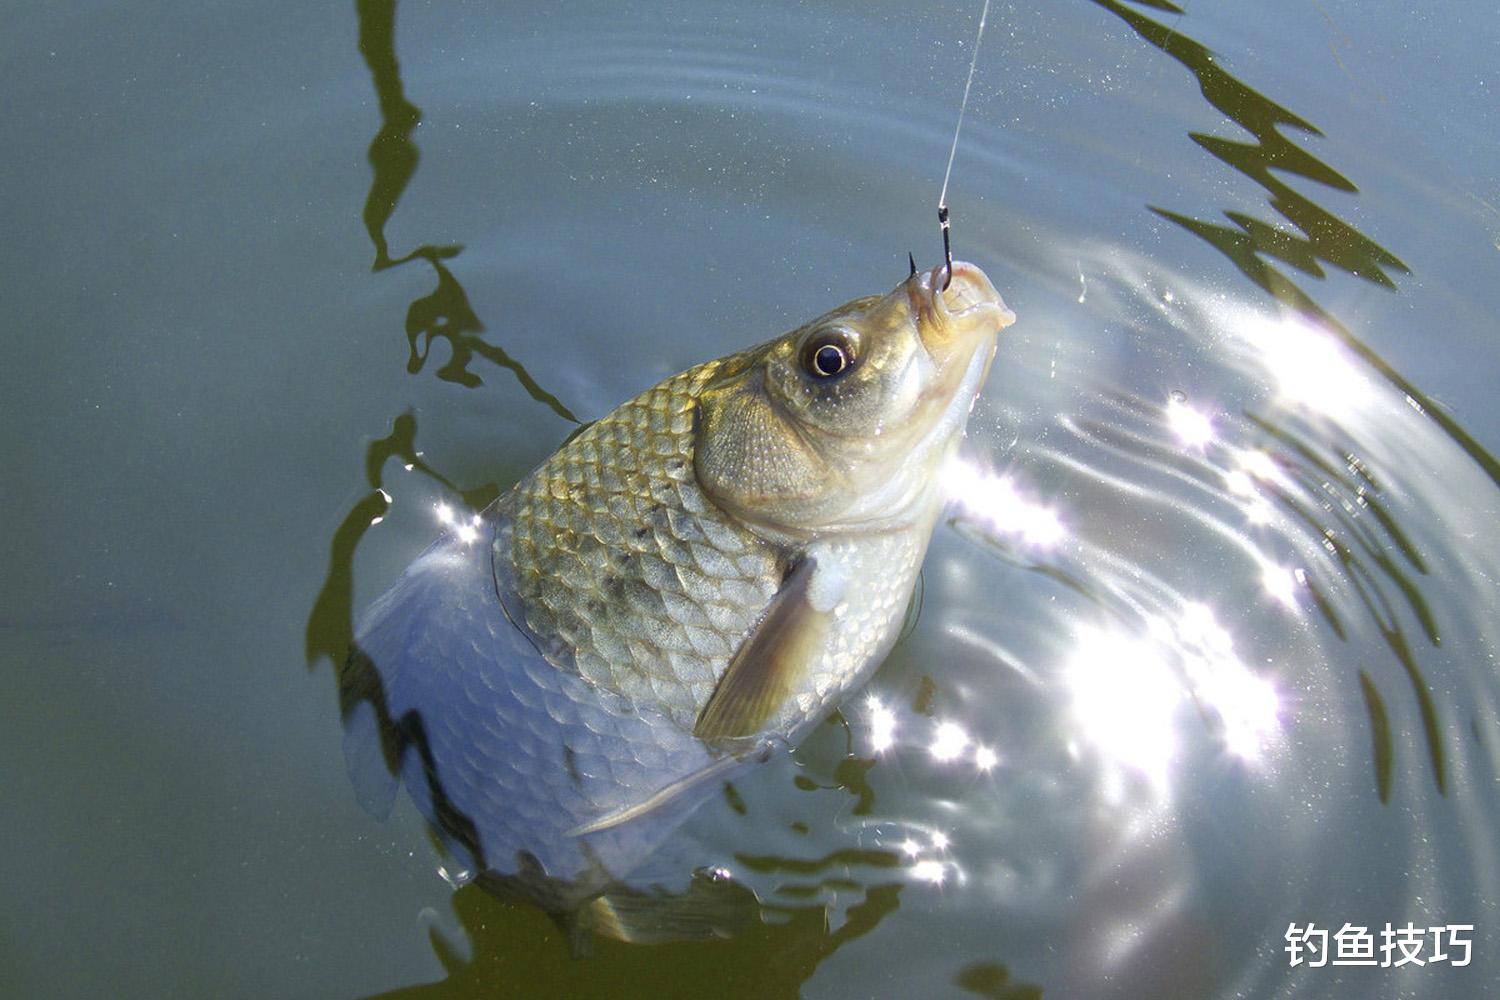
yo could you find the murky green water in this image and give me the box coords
[4,1,1498,997]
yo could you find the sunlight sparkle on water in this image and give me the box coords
[974,744,998,772]
[911,859,947,885]
[1224,469,1255,497]
[1194,659,1280,762]
[865,695,898,753]
[1237,448,1287,486]
[1260,560,1298,607]
[435,501,481,545]
[1067,606,1282,780]
[1180,602,1232,655]
[930,721,970,762]
[1222,675,1280,760]
[437,865,473,889]
[1224,450,1288,525]
[1175,604,1282,761]
[943,458,1065,548]
[1244,498,1274,525]
[1066,627,1180,785]
[1167,397,1215,448]
[1239,312,1372,416]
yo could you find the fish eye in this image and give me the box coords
[801,331,855,379]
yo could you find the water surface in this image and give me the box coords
[3,1,1498,997]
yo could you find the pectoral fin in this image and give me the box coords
[694,555,829,741]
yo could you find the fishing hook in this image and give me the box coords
[908,251,917,278]
[935,0,987,294]
[938,206,953,291]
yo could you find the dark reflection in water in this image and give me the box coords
[306,412,500,668]
[357,0,427,271]
[954,962,1044,1000]
[1242,412,1446,794]
[309,0,572,676]
[312,0,912,982]
[303,0,1495,995]
[1358,668,1395,801]
[1092,0,1409,289]
[786,713,880,817]
[364,880,904,1000]
[355,0,577,416]
[1092,0,1478,797]
[1093,0,1500,490]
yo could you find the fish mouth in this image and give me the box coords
[918,260,1014,341]
[910,260,1015,365]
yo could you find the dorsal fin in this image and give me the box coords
[694,555,828,741]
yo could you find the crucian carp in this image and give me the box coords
[344,260,1014,923]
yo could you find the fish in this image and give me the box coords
[342,260,1014,935]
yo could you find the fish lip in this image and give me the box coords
[929,261,1015,328]
[907,260,1015,346]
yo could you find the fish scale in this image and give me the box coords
[344,518,735,901]
[506,358,785,731]
[346,260,1014,916]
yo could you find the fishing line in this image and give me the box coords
[936,0,991,290]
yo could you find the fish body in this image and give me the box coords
[344,261,1014,913]
[501,356,929,746]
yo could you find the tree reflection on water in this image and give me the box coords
[310,2,912,992]
[304,0,1495,996]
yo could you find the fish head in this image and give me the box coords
[695,260,1015,537]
